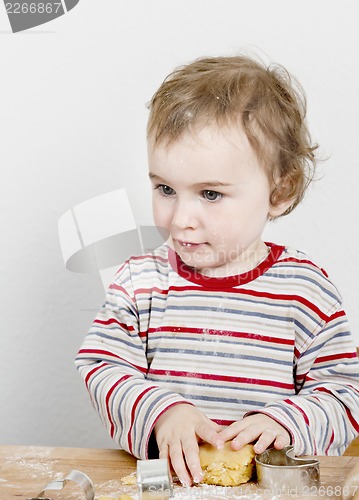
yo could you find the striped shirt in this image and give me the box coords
[75,242,359,458]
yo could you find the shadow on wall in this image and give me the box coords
[58,188,168,290]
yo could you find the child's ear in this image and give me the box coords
[268,197,294,218]
[268,178,297,218]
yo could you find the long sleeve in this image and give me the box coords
[75,258,190,459]
[256,306,359,455]
[76,244,359,458]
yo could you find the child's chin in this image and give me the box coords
[181,257,218,276]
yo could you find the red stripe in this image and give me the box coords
[130,253,168,263]
[147,326,294,346]
[329,309,346,321]
[78,349,147,373]
[311,384,359,434]
[127,386,156,454]
[315,352,358,364]
[296,373,306,383]
[166,284,336,323]
[106,375,131,438]
[148,369,294,390]
[135,287,169,295]
[325,429,335,454]
[108,283,130,294]
[313,387,332,395]
[346,407,359,433]
[237,288,342,323]
[93,318,135,331]
[213,419,234,426]
[279,257,321,268]
[316,386,359,432]
[169,243,285,287]
[84,362,108,389]
[285,399,310,425]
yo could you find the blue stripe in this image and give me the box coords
[147,333,293,353]
[87,330,144,350]
[146,377,294,397]
[268,265,340,302]
[146,305,293,324]
[119,378,144,450]
[133,389,177,453]
[146,347,292,366]
[188,393,267,407]
[267,403,312,454]
[150,290,325,328]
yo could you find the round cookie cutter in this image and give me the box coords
[27,469,94,499]
[28,459,172,500]
[137,458,173,500]
[255,445,320,494]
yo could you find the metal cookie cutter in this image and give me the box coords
[255,445,320,494]
[137,458,173,500]
[27,469,94,500]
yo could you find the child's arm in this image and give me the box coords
[223,308,359,455]
[75,260,192,460]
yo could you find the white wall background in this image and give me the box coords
[1,0,358,448]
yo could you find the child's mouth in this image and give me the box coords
[177,240,205,248]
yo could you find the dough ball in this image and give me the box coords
[199,442,255,487]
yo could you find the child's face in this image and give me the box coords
[148,125,286,277]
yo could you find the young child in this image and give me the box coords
[75,55,359,486]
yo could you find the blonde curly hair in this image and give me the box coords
[147,55,318,217]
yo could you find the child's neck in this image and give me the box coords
[197,241,270,278]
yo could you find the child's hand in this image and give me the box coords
[218,413,291,454]
[154,404,224,486]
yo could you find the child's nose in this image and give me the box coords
[171,199,198,230]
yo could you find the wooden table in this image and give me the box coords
[0,445,358,500]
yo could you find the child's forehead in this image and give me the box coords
[147,121,251,153]
[147,123,268,184]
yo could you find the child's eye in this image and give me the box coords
[157,184,175,196]
[202,190,222,202]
